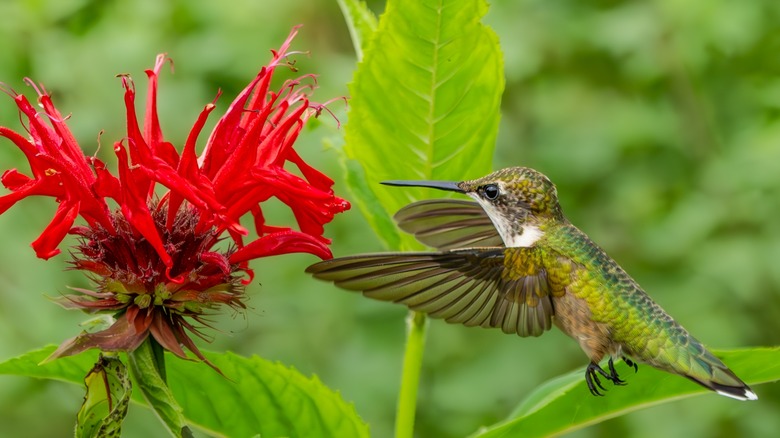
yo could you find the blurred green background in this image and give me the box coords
[1,0,779,437]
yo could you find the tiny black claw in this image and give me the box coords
[586,359,634,396]
[585,362,607,396]
[607,358,626,386]
[623,356,638,373]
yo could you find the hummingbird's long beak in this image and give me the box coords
[381,180,465,193]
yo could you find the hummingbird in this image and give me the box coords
[307,166,756,400]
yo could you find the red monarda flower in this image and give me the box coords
[0,28,349,366]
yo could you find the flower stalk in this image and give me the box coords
[395,311,428,438]
[128,338,192,437]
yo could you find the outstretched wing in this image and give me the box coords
[307,247,555,337]
[393,199,503,250]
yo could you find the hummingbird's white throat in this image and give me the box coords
[506,225,543,248]
[467,191,543,248]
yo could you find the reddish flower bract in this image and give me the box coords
[0,27,349,366]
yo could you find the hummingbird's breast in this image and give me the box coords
[551,274,620,362]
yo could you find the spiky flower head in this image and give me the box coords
[0,27,349,367]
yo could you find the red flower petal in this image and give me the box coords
[31,201,80,260]
[230,230,332,264]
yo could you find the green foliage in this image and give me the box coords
[0,346,369,438]
[472,348,780,437]
[342,0,504,250]
[168,352,369,438]
[1,0,780,437]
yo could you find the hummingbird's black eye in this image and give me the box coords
[483,184,500,200]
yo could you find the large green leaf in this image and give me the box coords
[168,351,369,438]
[470,347,780,438]
[0,346,369,438]
[343,0,504,250]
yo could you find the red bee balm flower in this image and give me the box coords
[0,28,349,366]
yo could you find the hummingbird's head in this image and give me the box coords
[382,167,563,247]
[459,167,562,221]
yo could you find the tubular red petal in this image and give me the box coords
[229,230,332,264]
[0,178,39,216]
[36,93,95,185]
[287,148,336,190]
[199,72,264,178]
[0,125,39,167]
[119,75,153,194]
[31,201,80,260]
[90,157,122,200]
[114,141,173,268]
[169,100,217,227]
[143,54,171,160]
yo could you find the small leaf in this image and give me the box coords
[343,0,504,250]
[470,348,780,438]
[336,0,378,60]
[76,354,132,438]
[0,346,369,438]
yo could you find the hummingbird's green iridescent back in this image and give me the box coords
[308,166,756,400]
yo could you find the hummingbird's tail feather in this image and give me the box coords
[620,286,757,400]
[674,347,757,401]
[683,365,757,401]
[687,377,758,401]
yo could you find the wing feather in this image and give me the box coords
[307,247,557,337]
[394,199,504,249]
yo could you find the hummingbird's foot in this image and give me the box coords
[585,362,609,396]
[622,356,638,373]
[607,358,626,386]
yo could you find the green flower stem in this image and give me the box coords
[395,310,429,438]
[128,338,192,437]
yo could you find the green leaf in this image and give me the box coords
[343,0,504,250]
[76,355,132,438]
[0,346,101,382]
[336,0,377,60]
[127,339,191,437]
[0,346,369,438]
[470,348,780,438]
[167,351,370,438]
